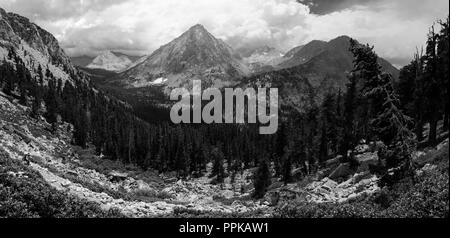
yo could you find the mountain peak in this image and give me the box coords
[190,24,207,30]
[328,35,352,44]
[183,24,214,41]
[118,23,249,90]
[87,50,133,72]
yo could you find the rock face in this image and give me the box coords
[0,7,77,84]
[87,51,134,72]
[118,24,250,91]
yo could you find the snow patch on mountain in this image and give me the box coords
[152,77,168,85]
[131,77,169,88]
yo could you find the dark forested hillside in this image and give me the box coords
[241,36,400,113]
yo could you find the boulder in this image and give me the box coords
[5,124,14,132]
[329,163,353,181]
[278,189,298,201]
[221,190,234,199]
[268,181,284,191]
[437,138,449,151]
[352,172,372,183]
[292,168,304,181]
[322,179,338,191]
[325,156,342,168]
[336,178,353,189]
[264,191,280,206]
[14,129,33,144]
[136,180,151,191]
[67,170,78,177]
[61,181,71,188]
[416,164,438,177]
[357,178,375,187]
[165,177,178,184]
[355,152,379,173]
[355,144,370,154]
[108,171,129,182]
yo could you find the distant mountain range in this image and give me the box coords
[81,24,400,112]
[2,5,400,113]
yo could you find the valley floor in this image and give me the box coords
[1,92,448,218]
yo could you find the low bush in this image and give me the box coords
[169,207,268,218]
[274,152,449,218]
[0,150,123,218]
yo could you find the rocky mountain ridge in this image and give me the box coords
[239,36,400,112]
[0,7,77,85]
[117,24,250,91]
[86,51,133,72]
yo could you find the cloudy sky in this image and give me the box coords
[0,0,448,67]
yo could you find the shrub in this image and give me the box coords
[274,154,449,218]
[0,150,122,218]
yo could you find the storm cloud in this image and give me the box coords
[297,0,379,15]
[0,0,448,67]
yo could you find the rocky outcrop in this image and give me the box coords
[1,7,79,85]
[266,173,380,205]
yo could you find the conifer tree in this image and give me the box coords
[341,74,357,158]
[253,157,271,199]
[30,88,43,119]
[211,146,225,183]
[423,26,441,145]
[281,147,293,185]
[437,17,449,131]
[349,39,384,140]
[350,41,416,184]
